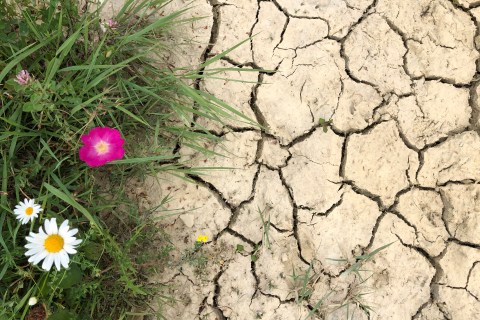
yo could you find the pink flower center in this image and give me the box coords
[94,141,110,155]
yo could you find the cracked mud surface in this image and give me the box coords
[116,0,480,318]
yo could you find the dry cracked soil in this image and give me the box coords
[106,0,480,318]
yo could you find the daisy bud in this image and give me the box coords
[28,297,38,306]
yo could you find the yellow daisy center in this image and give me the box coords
[25,207,34,216]
[94,140,109,155]
[44,234,64,253]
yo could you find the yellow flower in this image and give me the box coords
[196,235,208,243]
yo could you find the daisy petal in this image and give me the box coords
[66,228,78,237]
[63,245,77,254]
[25,243,42,249]
[70,239,82,246]
[31,251,48,265]
[44,219,51,233]
[25,247,43,256]
[54,254,61,271]
[49,218,58,234]
[59,220,69,234]
[60,251,70,268]
[42,254,54,271]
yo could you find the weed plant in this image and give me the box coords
[0,0,252,319]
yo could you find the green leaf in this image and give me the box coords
[251,254,258,262]
[30,93,43,103]
[49,309,77,320]
[4,78,22,91]
[82,242,104,261]
[235,244,244,253]
[22,101,43,112]
[59,264,83,289]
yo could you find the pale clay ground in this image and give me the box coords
[102,0,480,319]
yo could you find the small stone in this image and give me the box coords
[179,213,195,228]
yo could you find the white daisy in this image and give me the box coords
[24,218,82,271]
[13,198,42,224]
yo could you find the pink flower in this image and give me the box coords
[107,19,118,29]
[79,127,125,167]
[15,70,31,85]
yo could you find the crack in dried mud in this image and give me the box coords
[153,0,480,318]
